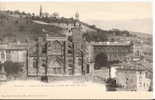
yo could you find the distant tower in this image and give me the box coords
[75,11,79,20]
[39,5,43,17]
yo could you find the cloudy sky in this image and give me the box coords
[0,2,152,33]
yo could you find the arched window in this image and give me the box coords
[48,40,62,55]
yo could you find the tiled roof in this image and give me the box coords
[117,61,148,71]
[0,43,28,50]
[91,41,133,46]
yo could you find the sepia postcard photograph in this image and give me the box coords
[0,0,153,99]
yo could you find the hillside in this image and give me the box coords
[0,11,134,43]
[130,31,152,64]
[0,11,65,43]
[86,18,152,34]
[0,11,153,62]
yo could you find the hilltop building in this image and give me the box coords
[75,11,79,20]
[39,5,43,18]
[115,63,151,91]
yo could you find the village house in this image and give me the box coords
[0,42,28,81]
[0,42,27,63]
[115,62,151,91]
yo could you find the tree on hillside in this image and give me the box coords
[111,28,130,36]
[122,30,130,36]
[44,12,49,18]
[14,10,21,15]
[22,11,26,15]
[52,12,59,18]
[32,13,35,17]
[83,31,108,42]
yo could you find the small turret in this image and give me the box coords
[75,11,79,20]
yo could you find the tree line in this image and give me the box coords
[82,29,130,42]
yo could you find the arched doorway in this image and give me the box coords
[94,53,108,70]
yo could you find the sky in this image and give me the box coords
[0,2,152,33]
